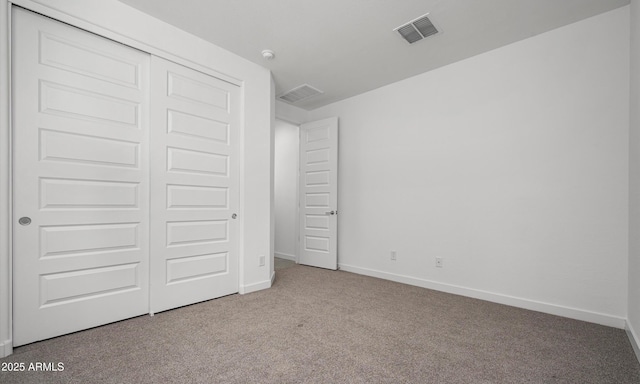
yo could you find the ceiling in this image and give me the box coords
[118,0,629,110]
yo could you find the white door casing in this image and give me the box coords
[149,56,240,314]
[298,118,338,270]
[12,8,150,346]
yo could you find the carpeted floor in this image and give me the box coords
[274,257,296,270]
[1,265,639,383]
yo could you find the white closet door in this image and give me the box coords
[12,8,150,346]
[149,56,239,314]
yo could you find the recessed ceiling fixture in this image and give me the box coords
[261,49,275,60]
[278,84,323,104]
[394,13,438,44]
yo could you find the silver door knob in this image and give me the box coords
[19,217,31,226]
[231,213,237,219]
[325,211,336,215]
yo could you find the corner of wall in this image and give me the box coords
[629,0,640,364]
[626,321,640,364]
[0,339,12,358]
[240,279,272,295]
[270,74,276,283]
[275,100,309,125]
[240,68,273,292]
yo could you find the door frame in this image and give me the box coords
[0,0,272,358]
[273,113,340,270]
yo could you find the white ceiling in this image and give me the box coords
[118,0,629,110]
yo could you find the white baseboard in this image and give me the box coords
[0,339,12,358]
[338,263,626,329]
[626,321,640,364]
[275,252,296,262]
[239,278,272,294]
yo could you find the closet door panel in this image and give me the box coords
[12,8,151,346]
[150,57,239,313]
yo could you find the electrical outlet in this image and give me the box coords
[435,257,443,268]
[259,255,265,267]
[391,250,397,261]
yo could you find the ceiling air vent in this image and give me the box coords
[394,13,438,44]
[278,84,323,104]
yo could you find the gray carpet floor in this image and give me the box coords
[1,265,639,383]
[275,257,296,270]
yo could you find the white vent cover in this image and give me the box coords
[394,13,438,44]
[278,84,323,104]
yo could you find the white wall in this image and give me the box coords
[628,0,640,359]
[275,100,309,125]
[0,0,273,356]
[309,6,630,327]
[269,76,276,283]
[275,120,300,261]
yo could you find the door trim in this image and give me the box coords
[0,0,13,358]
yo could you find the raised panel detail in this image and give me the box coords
[39,32,139,88]
[306,171,329,186]
[168,72,229,110]
[167,185,228,209]
[40,178,138,209]
[40,223,139,258]
[306,126,329,143]
[305,236,329,252]
[40,129,139,168]
[305,193,329,208]
[168,110,229,143]
[40,81,139,127]
[306,148,329,165]
[166,253,227,284]
[40,263,139,307]
[167,220,228,247]
[167,147,228,176]
[305,215,329,230]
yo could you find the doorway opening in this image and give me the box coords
[274,119,300,270]
[274,117,339,271]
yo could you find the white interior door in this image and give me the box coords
[12,8,150,346]
[298,118,339,270]
[149,56,239,314]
